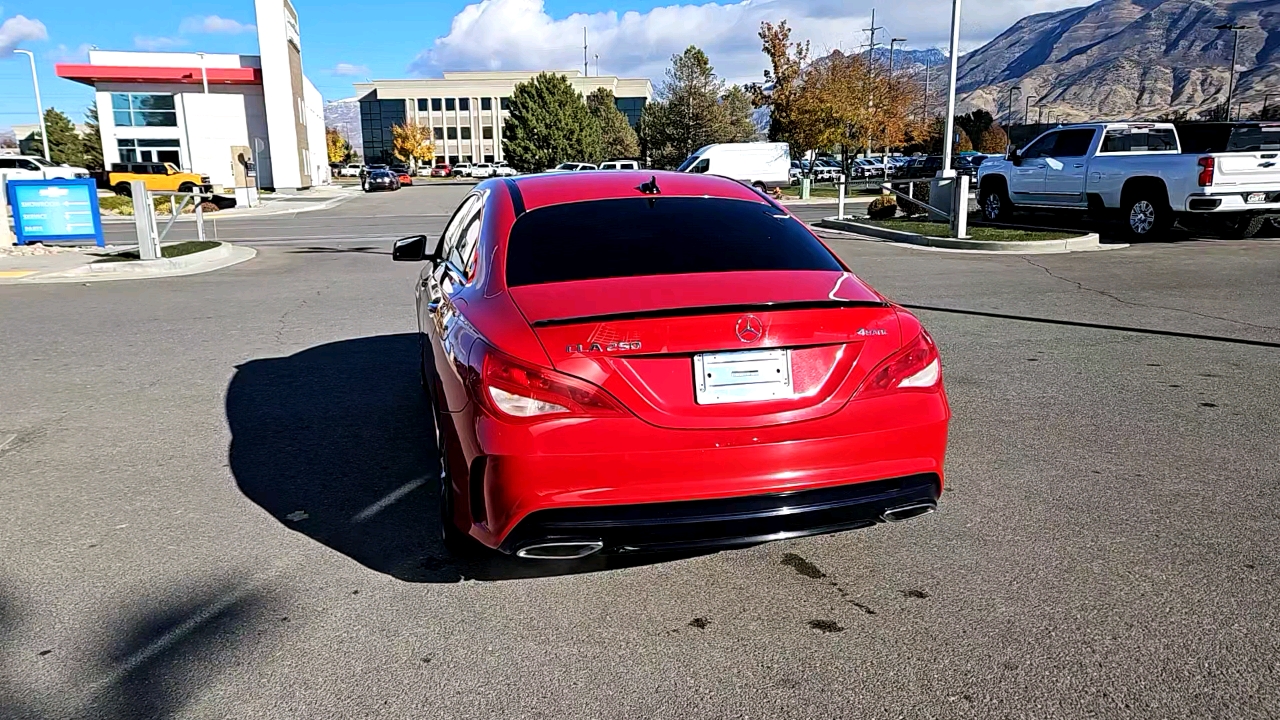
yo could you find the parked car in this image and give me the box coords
[0,155,91,183]
[361,164,387,182]
[430,163,452,178]
[397,171,414,186]
[417,164,434,177]
[599,159,640,170]
[339,164,362,178]
[492,162,518,177]
[977,121,1280,238]
[452,163,474,177]
[811,158,843,181]
[389,163,411,175]
[91,162,211,197]
[471,162,496,178]
[546,162,598,172]
[676,142,790,191]
[391,169,950,559]
[364,168,400,192]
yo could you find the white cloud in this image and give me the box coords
[134,35,189,51]
[179,15,256,34]
[51,43,92,63]
[0,13,48,55]
[331,63,370,76]
[411,0,1085,85]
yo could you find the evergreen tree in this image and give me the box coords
[721,85,759,142]
[82,103,104,171]
[955,110,994,147]
[503,72,603,173]
[639,46,761,168]
[585,88,640,160]
[29,108,85,167]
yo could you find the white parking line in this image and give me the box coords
[350,475,431,523]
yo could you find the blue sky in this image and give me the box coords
[0,0,1079,131]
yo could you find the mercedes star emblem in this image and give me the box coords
[735,315,763,343]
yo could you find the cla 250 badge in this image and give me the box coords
[566,341,643,353]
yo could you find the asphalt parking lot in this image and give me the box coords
[3,184,1278,718]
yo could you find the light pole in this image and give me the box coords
[889,37,907,76]
[13,50,49,162]
[1024,95,1033,126]
[940,0,963,178]
[1214,23,1250,121]
[196,51,209,94]
[1007,86,1021,127]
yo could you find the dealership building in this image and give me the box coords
[55,0,326,192]
[354,71,653,166]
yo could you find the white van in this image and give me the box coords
[676,142,790,190]
[599,159,640,170]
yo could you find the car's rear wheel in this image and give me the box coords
[431,397,480,557]
[114,183,132,197]
[752,181,767,194]
[1121,194,1172,239]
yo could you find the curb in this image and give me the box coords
[816,217,1122,253]
[99,191,356,224]
[20,242,256,283]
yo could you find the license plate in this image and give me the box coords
[1247,192,1267,204]
[693,349,793,405]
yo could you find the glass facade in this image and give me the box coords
[445,98,456,111]
[417,98,430,111]
[432,98,442,111]
[614,97,646,128]
[459,98,470,111]
[359,95,406,164]
[481,97,492,111]
[110,93,177,127]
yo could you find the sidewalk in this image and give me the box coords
[0,242,254,284]
[98,184,357,224]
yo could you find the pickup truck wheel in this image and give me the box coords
[113,183,132,198]
[979,185,1010,222]
[1122,196,1171,239]
[1223,214,1266,239]
[178,182,196,194]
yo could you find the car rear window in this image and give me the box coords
[1226,125,1280,152]
[505,197,842,287]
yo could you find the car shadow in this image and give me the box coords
[226,333,712,583]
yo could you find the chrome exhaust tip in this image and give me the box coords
[515,540,605,560]
[881,501,937,523]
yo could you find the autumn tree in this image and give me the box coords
[639,46,757,168]
[751,21,810,151]
[504,72,603,172]
[585,88,640,159]
[390,121,434,172]
[977,124,1010,154]
[326,127,354,164]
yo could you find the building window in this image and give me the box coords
[461,127,471,140]
[482,126,493,140]
[484,154,494,163]
[417,98,430,111]
[460,155,471,163]
[435,155,445,166]
[116,138,182,166]
[432,98,442,111]
[445,98,456,111]
[110,93,177,127]
[459,98,470,112]
[447,127,457,140]
[433,127,444,140]
[614,97,646,128]
[500,97,510,111]
[481,97,492,111]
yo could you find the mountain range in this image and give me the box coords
[954,0,1280,122]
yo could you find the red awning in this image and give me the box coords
[55,64,262,86]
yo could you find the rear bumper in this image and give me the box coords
[1183,190,1280,213]
[498,473,941,556]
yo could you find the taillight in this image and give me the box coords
[474,344,625,421]
[1198,156,1215,187]
[857,331,941,399]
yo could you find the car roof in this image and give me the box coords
[499,170,769,212]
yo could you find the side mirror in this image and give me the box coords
[1008,147,1022,166]
[392,235,428,262]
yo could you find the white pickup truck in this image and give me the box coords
[976,122,1280,238]
[0,155,92,182]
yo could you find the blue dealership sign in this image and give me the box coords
[5,178,104,246]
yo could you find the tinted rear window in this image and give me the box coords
[505,197,842,287]
[1226,125,1280,152]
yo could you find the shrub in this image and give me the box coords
[899,181,931,216]
[98,195,133,215]
[867,195,898,220]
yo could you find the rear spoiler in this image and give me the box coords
[530,299,888,328]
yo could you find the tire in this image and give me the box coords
[433,405,479,557]
[979,183,1011,222]
[1121,194,1172,239]
[113,183,132,198]
[1223,214,1266,239]
[752,181,767,194]
[178,182,196,194]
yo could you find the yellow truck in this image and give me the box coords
[94,162,212,196]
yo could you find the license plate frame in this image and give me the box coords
[1246,192,1268,204]
[693,348,794,405]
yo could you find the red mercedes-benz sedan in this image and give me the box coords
[393,171,950,560]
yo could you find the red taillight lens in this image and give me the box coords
[1198,156,1215,187]
[475,344,625,422]
[857,330,942,399]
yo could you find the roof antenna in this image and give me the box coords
[639,176,661,194]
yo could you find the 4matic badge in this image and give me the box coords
[856,328,888,336]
